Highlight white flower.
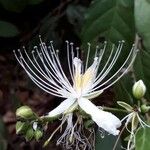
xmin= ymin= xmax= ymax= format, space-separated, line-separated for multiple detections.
xmin=14 ymin=38 xmax=137 ymax=136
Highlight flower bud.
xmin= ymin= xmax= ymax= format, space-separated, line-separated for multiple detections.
xmin=141 ymin=104 xmax=150 ymax=113
xmin=132 ymin=80 xmax=146 ymax=99
xmin=16 ymin=106 xmax=35 ymax=119
xmin=16 ymin=121 xmax=29 ymax=134
xmin=25 ymin=127 xmax=34 ymax=141
xmin=34 ymin=129 xmax=43 ymax=141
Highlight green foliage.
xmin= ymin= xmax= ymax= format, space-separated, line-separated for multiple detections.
xmin=81 ymin=0 xmax=135 ymax=103
xmin=81 ymin=0 xmax=135 ymax=47
xmin=0 ymin=0 xmax=44 ymax=12
xmin=135 ymin=127 xmax=150 ymax=150
xmin=134 ymin=51 xmax=150 ymax=98
xmin=0 ymin=21 xmax=19 ymax=37
xmin=95 ymin=131 xmax=121 ymax=150
xmin=135 ymin=0 xmax=150 ymax=50
xmin=134 ymin=0 xmax=150 ymax=98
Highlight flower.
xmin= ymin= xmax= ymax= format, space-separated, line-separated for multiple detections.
xmin=132 ymin=80 xmax=146 ymax=99
xmin=14 ymin=38 xmax=137 ymax=139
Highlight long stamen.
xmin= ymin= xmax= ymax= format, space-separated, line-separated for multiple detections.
xmin=85 ymin=43 xmax=91 ymax=71
xmin=94 ymin=41 xmax=124 ymax=84
xmin=90 ymin=43 xmax=137 ymax=92
xmin=66 ymin=41 xmax=74 ymax=82
xmin=14 ymin=49 xmax=67 ymax=97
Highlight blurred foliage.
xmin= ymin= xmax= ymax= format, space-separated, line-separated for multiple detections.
xmin=135 ymin=127 xmax=150 ymax=150
xmin=95 ymin=131 xmax=121 ymax=150
xmin=0 ymin=0 xmax=44 ymax=12
xmin=0 ymin=21 xmax=19 ymax=37
xmin=134 ymin=0 xmax=150 ymax=98
xmin=0 ymin=0 xmax=150 ymax=149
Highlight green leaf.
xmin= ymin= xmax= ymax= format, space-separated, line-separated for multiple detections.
xmin=134 ymin=0 xmax=150 ymax=98
xmin=134 ymin=50 xmax=150 ymax=98
xmin=0 ymin=0 xmax=27 ymax=12
xmin=81 ymin=0 xmax=135 ymax=47
xmin=135 ymin=127 xmax=150 ymax=150
xmin=114 ymin=75 xmax=134 ymax=105
xmin=135 ymin=0 xmax=150 ymax=50
xmin=81 ymin=0 xmax=135 ymax=105
xmin=95 ymin=131 xmax=121 ymax=150
xmin=0 ymin=21 xmax=19 ymax=37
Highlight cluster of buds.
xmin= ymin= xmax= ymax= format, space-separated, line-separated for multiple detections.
xmin=16 ymin=106 xmax=43 ymax=141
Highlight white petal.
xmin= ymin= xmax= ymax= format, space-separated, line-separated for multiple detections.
xmin=48 ymin=98 xmax=76 ymax=117
xmin=78 ymin=98 xmax=121 ymax=135
xmin=82 ymin=90 xmax=103 ymax=99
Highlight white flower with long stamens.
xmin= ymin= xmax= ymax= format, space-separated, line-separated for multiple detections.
xmin=14 ymin=37 xmax=137 ymax=138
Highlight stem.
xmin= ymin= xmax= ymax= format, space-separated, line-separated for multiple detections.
xmin=113 ymin=125 xmax=126 ymax=150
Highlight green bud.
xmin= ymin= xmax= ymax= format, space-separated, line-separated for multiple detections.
xmin=25 ymin=127 xmax=34 ymax=141
xmin=16 ymin=106 xmax=35 ymax=119
xmin=34 ymin=129 xmax=43 ymax=141
xmin=141 ymin=104 xmax=150 ymax=113
xmin=132 ymin=80 xmax=146 ymax=99
xmin=16 ymin=121 xmax=29 ymax=134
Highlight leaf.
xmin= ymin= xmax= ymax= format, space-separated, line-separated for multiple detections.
xmin=0 ymin=21 xmax=19 ymax=37
xmin=114 ymin=75 xmax=134 ymax=105
xmin=134 ymin=50 xmax=150 ymax=98
xmin=81 ymin=0 xmax=135 ymax=48
xmin=134 ymin=0 xmax=150 ymax=98
xmin=135 ymin=127 xmax=150 ymax=150
xmin=0 ymin=0 xmax=27 ymax=12
xmin=81 ymin=0 xmax=135 ymax=106
xmin=135 ymin=0 xmax=150 ymax=50
xmin=95 ymin=131 xmax=121 ymax=150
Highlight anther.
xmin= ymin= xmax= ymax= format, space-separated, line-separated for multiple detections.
xmin=70 ymin=42 xmax=74 ymax=45
xmin=34 ymin=46 xmax=38 ymax=49
xmin=87 ymin=42 xmax=91 ymax=46
xmin=104 ymin=41 xmax=107 ymax=44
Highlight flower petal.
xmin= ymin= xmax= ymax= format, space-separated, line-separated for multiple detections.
xmin=48 ymin=98 xmax=76 ymax=117
xmin=78 ymin=98 xmax=121 ymax=135
xmin=82 ymin=90 xmax=103 ymax=99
